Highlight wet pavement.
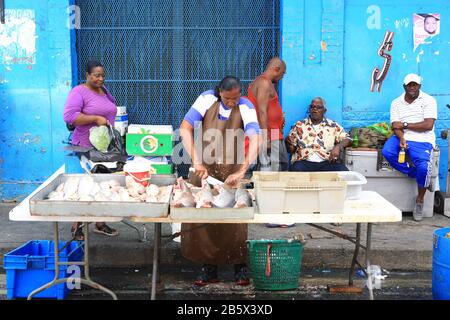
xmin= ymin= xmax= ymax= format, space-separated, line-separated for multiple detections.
xmin=0 ymin=267 xmax=431 ymax=300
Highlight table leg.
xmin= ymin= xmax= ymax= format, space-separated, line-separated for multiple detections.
xmin=366 ymin=223 xmax=374 ymax=300
xmin=143 ymin=223 xmax=148 ymax=242
xmin=151 ymin=223 xmax=162 ymax=300
xmin=308 ymin=223 xmax=365 ymax=250
xmin=28 ymin=222 xmax=117 ymax=300
xmin=157 ymin=226 xmax=162 ymax=274
xmin=349 ymin=223 xmax=361 ymax=286
xmin=83 ymin=222 xmax=118 ymax=300
xmin=27 ymin=222 xmax=61 ymax=300
xmin=121 ymin=220 xmax=144 ymax=242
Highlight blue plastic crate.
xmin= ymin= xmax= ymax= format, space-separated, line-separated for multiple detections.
xmin=3 ymin=240 xmax=84 ymax=300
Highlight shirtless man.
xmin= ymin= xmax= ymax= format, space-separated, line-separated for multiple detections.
xmin=248 ymin=58 xmax=293 ymax=228
xmin=247 ymin=57 xmax=288 ymax=172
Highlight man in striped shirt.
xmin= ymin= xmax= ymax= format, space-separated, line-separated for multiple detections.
xmin=382 ymin=73 xmax=437 ymax=221
xmin=179 ymin=76 xmax=261 ymax=286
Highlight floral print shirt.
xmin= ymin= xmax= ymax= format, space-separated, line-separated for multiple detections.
xmin=286 ymin=117 xmax=351 ymax=163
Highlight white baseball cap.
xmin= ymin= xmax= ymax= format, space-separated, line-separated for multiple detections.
xmin=403 ymin=73 xmax=422 ymax=85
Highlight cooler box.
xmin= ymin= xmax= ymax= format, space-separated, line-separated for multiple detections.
xmin=126 ymin=125 xmax=173 ymax=156
xmin=3 ymin=240 xmax=84 ymax=300
xmin=345 ymin=148 xmax=439 ymax=217
xmin=252 ymin=172 xmax=347 ymax=214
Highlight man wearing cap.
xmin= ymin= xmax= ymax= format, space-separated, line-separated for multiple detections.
xmin=382 ymin=73 xmax=437 ymax=221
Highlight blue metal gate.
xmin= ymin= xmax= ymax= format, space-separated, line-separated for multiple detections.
xmin=75 ymin=0 xmax=280 ymax=126
xmin=75 ymin=0 xmax=280 ymax=175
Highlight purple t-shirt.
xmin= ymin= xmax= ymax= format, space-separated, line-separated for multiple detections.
xmin=63 ymin=85 xmax=117 ymax=147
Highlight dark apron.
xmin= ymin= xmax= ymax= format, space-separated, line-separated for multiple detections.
xmin=181 ymin=101 xmax=248 ymax=265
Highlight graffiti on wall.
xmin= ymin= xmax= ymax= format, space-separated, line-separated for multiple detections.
xmin=0 ymin=9 xmax=37 ymax=65
xmin=67 ymin=5 xmax=81 ymax=30
xmin=370 ymin=30 xmax=394 ymax=92
xmin=366 ymin=5 xmax=381 ymax=30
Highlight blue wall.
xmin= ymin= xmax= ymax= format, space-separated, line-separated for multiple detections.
xmin=282 ymin=0 xmax=450 ymax=191
xmin=0 ymin=0 xmax=73 ymax=201
xmin=1 ymin=0 xmax=450 ymax=201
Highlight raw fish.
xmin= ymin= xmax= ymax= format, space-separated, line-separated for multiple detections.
xmin=172 ymin=178 xmax=196 ymax=208
xmin=234 ymin=188 xmax=252 ymax=208
xmin=196 ymin=180 xmax=214 ymax=208
xmin=212 ymin=185 xmax=236 ymax=208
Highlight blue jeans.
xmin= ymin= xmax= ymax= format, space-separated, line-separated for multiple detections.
xmin=382 ymin=136 xmax=433 ymax=188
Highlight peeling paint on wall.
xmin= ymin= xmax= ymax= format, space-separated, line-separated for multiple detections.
xmin=0 ymin=73 xmax=8 ymax=84
xmin=0 ymin=9 xmax=37 ymax=65
xmin=18 ymin=133 xmax=41 ymax=146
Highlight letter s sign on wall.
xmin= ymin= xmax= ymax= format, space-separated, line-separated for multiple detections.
xmin=370 ymin=30 xmax=395 ymax=92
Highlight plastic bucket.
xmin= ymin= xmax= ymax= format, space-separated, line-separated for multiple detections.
xmin=124 ymin=162 xmax=152 ymax=187
xmin=432 ymin=227 xmax=450 ymax=300
xmin=247 ymin=239 xmax=304 ymax=291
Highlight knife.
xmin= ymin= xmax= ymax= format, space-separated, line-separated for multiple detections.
xmin=206 ymin=176 xmax=237 ymax=192
xmin=206 ymin=176 xmax=224 ymax=186
xmin=187 ymin=168 xmax=202 ymax=187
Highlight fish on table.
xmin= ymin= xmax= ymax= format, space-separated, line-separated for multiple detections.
xmin=212 ymin=185 xmax=236 ymax=208
xmin=196 ymin=180 xmax=214 ymax=208
xmin=172 ymin=177 xmax=196 ymax=208
xmin=234 ymin=188 xmax=252 ymax=208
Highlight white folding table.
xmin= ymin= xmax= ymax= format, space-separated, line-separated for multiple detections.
xmin=9 ymin=166 xmax=122 ymax=300
xmin=9 ymin=166 xmax=402 ymax=301
xmin=131 ymin=191 xmax=402 ymax=300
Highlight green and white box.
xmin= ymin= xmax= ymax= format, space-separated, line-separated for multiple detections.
xmin=151 ymin=163 xmax=173 ymax=175
xmin=126 ymin=125 xmax=173 ymax=156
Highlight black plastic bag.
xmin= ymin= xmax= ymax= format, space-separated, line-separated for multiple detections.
xmin=90 ymin=164 xmax=114 ymax=173
xmin=90 ymin=161 xmax=125 ymax=173
xmin=84 ymin=125 xmax=128 ymax=162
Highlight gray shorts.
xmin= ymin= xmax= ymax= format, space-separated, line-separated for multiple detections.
xmin=257 ymin=139 xmax=289 ymax=172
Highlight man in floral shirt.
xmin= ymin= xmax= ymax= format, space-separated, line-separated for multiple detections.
xmin=285 ymin=97 xmax=352 ymax=171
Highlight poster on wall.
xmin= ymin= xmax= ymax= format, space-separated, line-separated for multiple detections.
xmin=413 ymin=13 xmax=440 ymax=51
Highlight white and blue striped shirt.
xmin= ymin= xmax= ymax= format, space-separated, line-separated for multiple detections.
xmin=390 ymin=90 xmax=437 ymax=145
xmin=184 ymin=90 xmax=260 ymax=135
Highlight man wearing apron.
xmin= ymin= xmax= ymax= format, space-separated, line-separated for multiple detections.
xmin=180 ymin=76 xmax=261 ymax=286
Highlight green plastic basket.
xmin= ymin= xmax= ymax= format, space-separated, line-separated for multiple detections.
xmin=247 ymin=239 xmax=304 ymax=291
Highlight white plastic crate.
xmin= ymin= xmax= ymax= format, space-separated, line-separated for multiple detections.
xmin=252 ymin=172 xmax=347 ymax=214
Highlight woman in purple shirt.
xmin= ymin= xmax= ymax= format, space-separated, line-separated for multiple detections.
xmin=63 ymin=61 xmax=119 ymax=240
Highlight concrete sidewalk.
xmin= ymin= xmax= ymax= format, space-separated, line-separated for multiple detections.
xmin=1 ymin=203 xmax=449 ymax=271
